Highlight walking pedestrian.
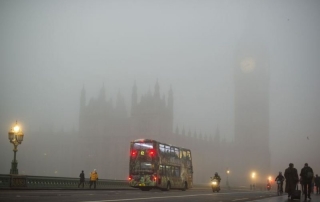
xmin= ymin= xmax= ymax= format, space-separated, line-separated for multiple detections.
xmin=300 ymin=163 xmax=314 ymax=200
xmin=78 ymin=170 xmax=85 ymax=188
xmin=315 ymin=174 xmax=320 ymax=194
xmin=284 ymin=163 xmax=299 ymax=200
xmin=300 ymin=176 xmax=304 ymax=193
xmin=89 ymin=169 xmax=99 ymax=189
xmin=311 ymin=175 xmax=315 ymax=193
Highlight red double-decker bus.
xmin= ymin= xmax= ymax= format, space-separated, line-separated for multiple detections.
xmin=128 ymin=139 xmax=193 ymax=191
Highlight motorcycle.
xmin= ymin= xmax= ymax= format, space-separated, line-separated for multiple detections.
xmin=210 ymin=177 xmax=220 ymax=192
xmin=266 ymin=183 xmax=271 ymax=191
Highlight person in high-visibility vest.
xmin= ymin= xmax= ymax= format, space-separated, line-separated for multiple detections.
xmin=89 ymin=169 xmax=99 ymax=189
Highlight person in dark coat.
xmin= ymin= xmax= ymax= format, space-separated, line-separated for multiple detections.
xmin=78 ymin=170 xmax=85 ymax=188
xmin=315 ymin=174 xmax=320 ymax=194
xmin=284 ymin=163 xmax=299 ymax=199
xmin=299 ymin=176 xmax=304 ymax=193
xmin=300 ymin=163 xmax=314 ymax=200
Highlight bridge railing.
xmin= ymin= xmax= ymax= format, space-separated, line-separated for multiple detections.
xmin=0 ymin=174 xmax=130 ymax=189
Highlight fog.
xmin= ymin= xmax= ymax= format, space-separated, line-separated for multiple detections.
xmin=1 ymin=1 xmax=319 ymax=185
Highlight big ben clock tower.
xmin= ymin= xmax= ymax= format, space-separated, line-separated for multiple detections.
xmin=233 ymin=32 xmax=271 ymax=185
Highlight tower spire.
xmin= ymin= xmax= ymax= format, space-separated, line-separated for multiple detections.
xmin=154 ymin=80 xmax=160 ymax=99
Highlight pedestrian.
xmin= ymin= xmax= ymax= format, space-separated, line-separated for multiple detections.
xmin=315 ymin=174 xmax=320 ymax=194
xmin=284 ymin=163 xmax=299 ymax=200
xmin=300 ymin=176 xmax=304 ymax=193
xmin=300 ymin=163 xmax=314 ymax=200
xmin=78 ymin=170 xmax=85 ymax=188
xmin=311 ymin=175 xmax=315 ymax=193
xmin=89 ymin=169 xmax=99 ymax=189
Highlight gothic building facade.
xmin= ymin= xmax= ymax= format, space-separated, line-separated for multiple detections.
xmin=77 ymin=73 xmax=270 ymax=185
xmin=76 ymin=81 xmax=228 ymax=184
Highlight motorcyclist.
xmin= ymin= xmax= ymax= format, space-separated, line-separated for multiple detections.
xmin=275 ymin=171 xmax=285 ymax=193
xmin=267 ymin=181 xmax=271 ymax=190
xmin=212 ymin=172 xmax=221 ymax=183
xmin=210 ymin=172 xmax=221 ymax=192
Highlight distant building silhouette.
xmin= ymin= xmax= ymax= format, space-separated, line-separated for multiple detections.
xmin=76 ymin=75 xmax=270 ymax=185
xmin=76 ymin=81 xmax=176 ymax=180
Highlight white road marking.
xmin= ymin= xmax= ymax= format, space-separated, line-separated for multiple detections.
xmin=232 ymin=198 xmax=248 ymax=201
xmin=82 ymin=193 xmax=213 ymax=202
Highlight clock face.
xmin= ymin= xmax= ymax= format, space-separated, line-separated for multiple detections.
xmin=240 ymin=57 xmax=255 ymax=73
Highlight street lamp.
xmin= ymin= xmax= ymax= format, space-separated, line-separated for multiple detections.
xmin=226 ymin=169 xmax=230 ymax=189
xmin=8 ymin=121 xmax=24 ymax=174
xmin=251 ymin=172 xmax=256 ymax=190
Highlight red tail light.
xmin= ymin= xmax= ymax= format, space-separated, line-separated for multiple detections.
xmin=150 ymin=175 xmax=157 ymax=181
xmin=128 ymin=176 xmax=132 ymax=180
xmin=131 ymin=150 xmax=137 ymax=157
xmin=149 ymin=149 xmax=156 ymax=157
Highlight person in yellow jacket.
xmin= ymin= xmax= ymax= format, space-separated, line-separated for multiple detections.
xmin=89 ymin=169 xmax=99 ymax=189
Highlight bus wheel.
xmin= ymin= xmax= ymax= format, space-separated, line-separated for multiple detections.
xmin=182 ymin=182 xmax=187 ymax=191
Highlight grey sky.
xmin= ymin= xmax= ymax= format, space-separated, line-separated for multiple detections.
xmin=1 ymin=0 xmax=320 ymax=174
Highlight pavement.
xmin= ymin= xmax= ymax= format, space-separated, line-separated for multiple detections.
xmin=251 ymin=193 xmax=320 ymax=202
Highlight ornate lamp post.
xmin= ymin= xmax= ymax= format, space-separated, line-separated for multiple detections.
xmin=8 ymin=121 xmax=24 ymax=174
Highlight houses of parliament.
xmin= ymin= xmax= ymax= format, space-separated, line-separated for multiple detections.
xmin=75 ymin=27 xmax=271 ymax=185
xmin=76 ymin=81 xmax=228 ymax=183
xmin=76 ymin=69 xmax=270 ymax=185
xmin=29 ymin=40 xmax=271 ymax=185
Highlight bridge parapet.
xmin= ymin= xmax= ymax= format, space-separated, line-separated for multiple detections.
xmin=0 ymin=174 xmax=130 ymax=189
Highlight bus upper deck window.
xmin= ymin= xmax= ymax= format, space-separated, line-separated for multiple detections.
xmin=187 ymin=151 xmax=191 ymax=160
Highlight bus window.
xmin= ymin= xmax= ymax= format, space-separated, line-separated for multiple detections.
xmin=182 ymin=150 xmax=187 ymax=159
xmin=159 ymin=144 xmax=165 ymax=154
xmin=166 ymin=166 xmax=171 ymax=176
xmin=175 ymin=167 xmax=180 ymax=177
xmin=133 ymin=142 xmax=153 ymax=150
xmin=165 ymin=145 xmax=170 ymax=155
xmin=174 ymin=148 xmax=179 ymax=158
xmin=159 ymin=165 xmax=164 ymax=175
xmin=171 ymin=166 xmax=175 ymax=176
xmin=187 ymin=151 xmax=191 ymax=160
xmin=170 ymin=147 xmax=175 ymax=156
